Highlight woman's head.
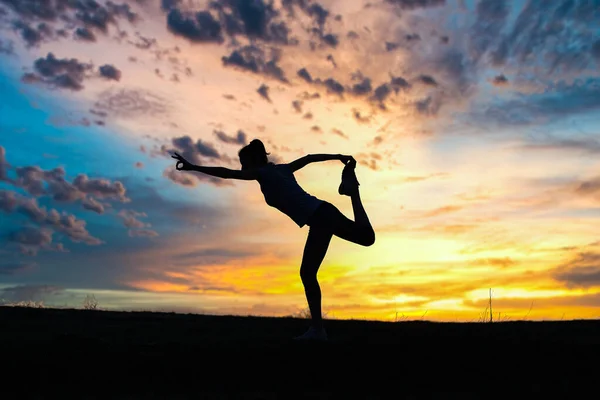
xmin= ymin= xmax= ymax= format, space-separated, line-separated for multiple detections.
xmin=238 ymin=139 xmax=269 ymax=170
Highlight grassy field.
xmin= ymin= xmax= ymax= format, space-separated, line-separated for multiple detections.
xmin=2 ymin=306 xmax=599 ymax=399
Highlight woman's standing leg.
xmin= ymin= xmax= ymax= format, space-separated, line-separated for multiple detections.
xmin=299 ymin=224 xmax=333 ymax=331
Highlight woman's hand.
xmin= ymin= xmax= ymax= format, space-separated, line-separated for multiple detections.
xmin=171 ymin=152 xmax=194 ymax=171
xmin=339 ymin=154 xmax=355 ymax=165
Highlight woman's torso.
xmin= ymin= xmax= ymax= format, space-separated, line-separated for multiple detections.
xmin=257 ymin=163 xmax=323 ymax=227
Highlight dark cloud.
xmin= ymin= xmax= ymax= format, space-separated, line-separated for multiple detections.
xmin=352 ymin=109 xmax=371 ymax=124
xmin=281 ymin=0 xmax=338 ymax=47
xmin=518 ymin=137 xmax=600 ymax=156
xmin=492 ymin=74 xmax=508 ymax=86
xmin=322 ymin=77 xmax=344 ymax=96
xmin=0 ymin=0 xmax=138 ymax=48
xmin=170 ymin=135 xmax=221 ymax=163
xmin=0 ymin=190 xmax=103 ymax=250
xmin=415 ymin=96 xmax=442 ymax=116
xmin=0 ymin=146 xmax=11 ymax=182
xmin=371 ymin=83 xmax=391 ymax=103
xmin=592 ymin=39 xmax=600 ymax=60
xmin=0 ymin=261 xmax=35 ymax=275
xmin=297 ymin=67 xmax=313 ymax=83
xmin=351 ymin=78 xmax=372 ymax=96
xmin=74 ymin=26 xmax=96 ymax=41
xmin=212 ymin=0 xmax=295 ymax=45
xmin=479 ymin=78 xmax=600 ymax=126
xmin=0 ymin=38 xmax=13 ymax=54
xmin=331 ymin=128 xmax=347 ymax=139
xmin=166 ymin=8 xmax=224 ymax=43
xmin=575 ymin=177 xmax=600 ymax=197
xmin=161 ymin=0 xmax=181 ymax=12
xmin=11 ymin=164 xmax=129 ymax=206
xmin=222 ymin=45 xmax=288 ymax=82
xmin=129 ymin=229 xmax=159 ymax=237
xmin=0 ymin=147 xmax=146 ymax=254
xmin=22 ymin=52 xmax=93 ymax=91
xmin=94 ymin=88 xmax=170 ymax=118
xmin=384 ymin=0 xmax=446 ymax=10
xmin=129 ymin=33 xmax=157 ymax=49
xmin=469 ymin=0 xmax=509 ymax=62
xmin=99 ymin=64 xmax=122 ymax=81
xmin=9 ymin=226 xmax=56 ymax=255
xmin=13 ymin=20 xmax=54 ymax=47
xmin=390 ymin=76 xmax=411 ymax=91
xmin=554 ymin=252 xmax=600 ymax=288
xmin=416 ymin=75 xmax=438 ymax=87
xmin=214 ymin=129 xmax=247 ymax=145
xmin=0 ymin=284 xmax=64 ymax=302
xmin=162 ymin=165 xmax=233 ymax=188
xmin=321 ymin=33 xmax=338 ymax=47
xmin=118 ymin=209 xmax=159 ymax=238
xmin=487 ymin=1 xmax=599 ymax=74
xmin=292 ymin=100 xmax=303 ymax=113
xmin=257 ymin=83 xmax=271 ymax=102
xmin=386 ymin=42 xmax=400 ymax=52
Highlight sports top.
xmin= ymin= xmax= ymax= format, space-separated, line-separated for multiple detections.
xmin=256 ymin=163 xmax=323 ymax=227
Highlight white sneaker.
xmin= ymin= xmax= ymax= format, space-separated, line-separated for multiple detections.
xmin=293 ymin=326 xmax=328 ymax=341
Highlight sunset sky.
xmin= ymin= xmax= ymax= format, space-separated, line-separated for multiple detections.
xmin=1 ymin=0 xmax=599 ymax=321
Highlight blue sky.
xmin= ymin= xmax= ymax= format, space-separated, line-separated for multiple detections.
xmin=1 ymin=0 xmax=600 ymax=320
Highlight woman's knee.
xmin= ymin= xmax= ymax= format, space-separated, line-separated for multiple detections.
xmin=300 ymin=267 xmax=317 ymax=283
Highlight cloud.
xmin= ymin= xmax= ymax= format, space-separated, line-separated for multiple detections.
xmin=479 ymin=78 xmax=600 ymax=126
xmin=257 ymin=83 xmax=271 ymax=102
xmin=384 ymin=0 xmax=446 ymax=10
xmin=0 ymin=190 xmax=103 ymax=251
xmin=553 ymin=252 xmax=600 ymax=288
xmin=9 ymin=226 xmax=57 ymax=256
xmin=0 ymin=146 xmax=11 ymax=182
xmin=94 ymin=87 xmax=170 ymax=119
xmin=99 ymin=64 xmax=122 ymax=81
xmin=0 ymin=0 xmax=138 ymax=49
xmin=11 ymin=164 xmax=129 ymax=208
xmin=593 ymin=39 xmax=600 ymax=60
xmin=161 ymin=136 xmax=234 ymax=188
xmin=166 ymin=8 xmax=224 ymax=43
xmin=0 ymin=147 xmax=150 ymax=255
xmin=574 ymin=176 xmax=600 ymax=197
xmin=0 ymin=38 xmax=13 ymax=54
xmin=491 ymin=74 xmax=508 ymax=86
xmin=118 ymin=209 xmax=159 ymax=238
xmin=222 ymin=45 xmax=288 ymax=82
xmin=214 ymin=129 xmax=247 ymax=145
xmin=74 ymin=26 xmax=96 ymax=42
xmin=483 ymin=1 xmax=599 ymax=75
xmin=0 ymin=261 xmax=35 ymax=275
xmin=517 ymin=137 xmax=600 ymax=155
xmin=12 ymin=20 xmax=55 ymax=47
xmin=21 ymin=52 xmax=93 ymax=91
xmin=170 ymin=135 xmax=221 ymax=162
xmin=0 ymin=284 xmax=63 ymax=302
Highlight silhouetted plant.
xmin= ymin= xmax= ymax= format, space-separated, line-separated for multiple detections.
xmin=292 ymin=306 xmax=329 ymax=319
xmin=2 ymin=300 xmax=45 ymax=308
xmin=83 ymin=294 xmax=98 ymax=310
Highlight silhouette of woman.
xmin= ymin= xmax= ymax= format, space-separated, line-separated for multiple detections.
xmin=172 ymin=139 xmax=375 ymax=341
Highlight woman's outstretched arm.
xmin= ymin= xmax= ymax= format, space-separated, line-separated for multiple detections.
xmin=288 ymin=154 xmax=354 ymax=172
xmin=171 ymin=152 xmax=257 ymax=180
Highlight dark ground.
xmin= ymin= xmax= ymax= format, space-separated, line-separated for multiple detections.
xmin=2 ymin=306 xmax=599 ymax=399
